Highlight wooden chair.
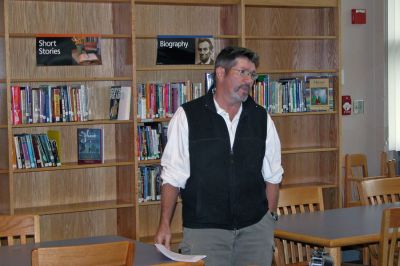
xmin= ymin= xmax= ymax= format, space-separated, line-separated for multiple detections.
xmin=359 ymin=177 xmax=400 ymax=266
xmin=344 ymin=154 xmax=369 ymax=207
xmin=0 ymin=215 xmax=40 ymax=246
xmin=380 ymin=151 xmax=397 ymax=178
xmin=378 ymin=207 xmax=400 ymax=266
xmin=360 ymin=176 xmax=400 ymax=205
xmin=274 ymin=186 xmax=325 ymax=266
xmin=31 ymin=241 xmax=134 ymax=266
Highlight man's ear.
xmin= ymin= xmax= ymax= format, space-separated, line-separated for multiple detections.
xmin=215 ymin=67 xmax=225 ymax=81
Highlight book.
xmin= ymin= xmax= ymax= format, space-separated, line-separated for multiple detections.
xmin=308 ymin=78 xmax=330 ymax=112
xmin=13 ymin=136 xmax=22 ymax=169
xmin=117 ymin=86 xmax=131 ymax=120
xmin=205 ymin=73 xmax=214 ymax=91
xmin=47 ymin=130 xmax=62 ymax=164
xmin=109 ymin=86 xmax=121 ymax=120
xmin=11 ymin=86 xmax=22 ymax=125
xmin=78 ymin=53 xmax=100 ymax=64
xmin=77 ymin=128 xmax=103 ymax=164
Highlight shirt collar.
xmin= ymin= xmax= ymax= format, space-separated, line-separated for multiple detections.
xmin=213 ymin=96 xmax=243 ymax=121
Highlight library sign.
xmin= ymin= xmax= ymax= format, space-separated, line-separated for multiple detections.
xmin=156 ymin=35 xmax=214 ymax=65
xmin=36 ymin=34 xmax=102 ymax=66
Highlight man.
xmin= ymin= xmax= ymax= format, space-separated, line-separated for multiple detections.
xmin=197 ymin=38 xmax=214 ymax=65
xmin=155 ymin=46 xmax=283 ymax=266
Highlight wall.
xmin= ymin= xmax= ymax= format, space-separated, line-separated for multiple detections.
xmin=341 ymin=0 xmax=386 ymax=175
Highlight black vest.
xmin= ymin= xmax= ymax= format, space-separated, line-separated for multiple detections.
xmin=181 ymin=90 xmax=268 ymax=230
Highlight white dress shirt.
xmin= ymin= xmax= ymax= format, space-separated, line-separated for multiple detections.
xmin=161 ymin=99 xmax=284 ymax=189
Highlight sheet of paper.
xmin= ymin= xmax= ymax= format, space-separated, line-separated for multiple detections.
xmin=155 ymin=244 xmax=206 ymax=262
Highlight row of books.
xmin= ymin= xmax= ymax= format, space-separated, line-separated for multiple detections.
xmin=252 ymin=76 xmax=335 ymax=114
xmin=11 ymin=85 xmax=90 ymax=125
xmin=137 ymin=123 xmax=168 ymax=161
xmin=137 ymin=81 xmax=203 ymax=120
xmin=13 ymin=132 xmax=61 ymax=169
xmin=138 ymin=165 xmax=162 ymax=203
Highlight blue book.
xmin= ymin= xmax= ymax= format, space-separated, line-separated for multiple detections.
xmin=77 ymin=128 xmax=103 ymax=164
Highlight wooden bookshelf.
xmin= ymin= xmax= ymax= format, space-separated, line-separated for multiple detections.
xmin=134 ymin=0 xmax=341 ymax=242
xmin=0 ymin=0 xmax=137 ymax=241
xmin=0 ymin=0 xmax=341 ymax=242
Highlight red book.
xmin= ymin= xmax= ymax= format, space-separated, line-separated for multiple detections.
xmin=11 ymin=86 xmax=22 ymax=125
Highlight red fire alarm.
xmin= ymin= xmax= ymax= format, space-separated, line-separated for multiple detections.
xmin=352 ymin=9 xmax=366 ymax=24
xmin=342 ymin=95 xmax=352 ymax=115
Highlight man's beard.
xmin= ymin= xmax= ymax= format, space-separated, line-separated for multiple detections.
xmin=235 ymin=84 xmax=250 ymax=102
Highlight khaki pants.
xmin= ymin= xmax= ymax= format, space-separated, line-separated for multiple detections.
xmin=179 ymin=211 xmax=276 ymax=266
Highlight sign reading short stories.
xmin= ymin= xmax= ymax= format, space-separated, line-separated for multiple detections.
xmin=36 ymin=35 xmax=102 ymax=66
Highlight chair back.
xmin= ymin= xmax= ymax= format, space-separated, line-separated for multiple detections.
xmin=380 ymin=151 xmax=398 ymax=178
xmin=31 ymin=241 xmax=134 ymax=266
xmin=277 ymin=186 xmax=325 ymax=215
xmin=378 ymin=207 xmax=400 ymax=266
xmin=0 ymin=215 xmax=40 ymax=246
xmin=274 ymin=186 xmax=324 ymax=265
xmin=360 ymin=177 xmax=400 ymax=205
xmin=345 ymin=153 xmax=369 ymax=207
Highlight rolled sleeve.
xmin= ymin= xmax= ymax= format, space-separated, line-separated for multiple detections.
xmin=262 ymin=114 xmax=284 ymax=184
xmin=160 ymin=107 xmax=190 ymax=188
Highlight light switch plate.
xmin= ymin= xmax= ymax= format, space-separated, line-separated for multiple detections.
xmin=353 ymin=100 xmax=364 ymax=114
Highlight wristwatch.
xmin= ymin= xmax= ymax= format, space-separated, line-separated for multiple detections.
xmin=270 ymin=211 xmax=279 ymax=221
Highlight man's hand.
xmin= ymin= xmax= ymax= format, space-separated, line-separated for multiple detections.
xmin=154 ymin=222 xmax=172 ymax=249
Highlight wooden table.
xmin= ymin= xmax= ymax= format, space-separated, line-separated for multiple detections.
xmin=275 ymin=202 xmax=400 ymax=265
xmin=0 ymin=235 xmax=202 ymax=266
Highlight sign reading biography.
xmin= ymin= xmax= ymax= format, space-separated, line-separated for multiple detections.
xmin=156 ymin=35 xmax=214 ymax=65
xmin=36 ymin=34 xmax=102 ymax=66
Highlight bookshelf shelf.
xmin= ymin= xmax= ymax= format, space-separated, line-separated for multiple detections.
xmin=138 ymin=159 xmax=161 ymax=166
xmin=12 ymin=120 xmax=134 ymax=129
xmin=13 ymin=0 xmax=131 ymax=3
xmin=245 ymin=35 xmax=337 ymax=40
xmin=281 ymin=182 xmax=337 ymax=189
xmin=137 ymin=66 xmax=213 ymax=72
xmin=0 ymin=169 xmax=9 ymax=174
xmin=137 ymin=118 xmax=171 ymax=123
xmin=12 ymin=160 xmax=135 ymax=173
xmin=10 ymin=77 xmax=133 ymax=83
xmin=136 ymin=34 xmax=240 ymax=39
xmin=135 ymin=0 xmax=239 ymax=5
xmin=282 ymin=147 xmax=338 ymax=155
xmin=139 ymin=198 xmax=181 ymax=206
xmin=9 ymin=33 xmax=132 ymax=39
xmin=244 ymin=0 xmax=337 ymax=7
xmin=271 ymin=111 xmax=337 ymax=117
xmin=14 ymin=200 xmax=134 ymax=216
xmin=140 ymin=232 xmax=183 ymax=245
xmin=257 ymin=69 xmax=338 ymax=74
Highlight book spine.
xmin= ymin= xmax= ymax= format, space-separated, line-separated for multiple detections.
xmin=19 ymin=135 xmax=31 ymax=169
xmin=25 ymin=134 xmax=37 ymax=168
xmin=13 ymin=136 xmax=23 ymax=169
xmin=11 ymin=86 xmax=22 ymax=125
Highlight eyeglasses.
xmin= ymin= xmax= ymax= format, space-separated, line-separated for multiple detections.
xmin=230 ymin=68 xmax=258 ymax=81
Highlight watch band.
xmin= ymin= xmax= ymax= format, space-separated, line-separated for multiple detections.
xmin=270 ymin=211 xmax=279 ymax=221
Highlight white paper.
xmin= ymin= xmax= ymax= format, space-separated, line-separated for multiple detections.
xmin=155 ymin=244 xmax=206 ymax=262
